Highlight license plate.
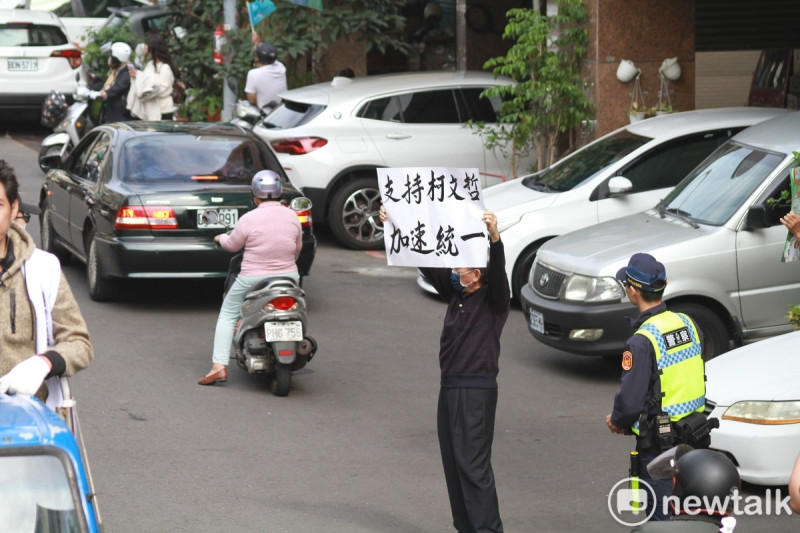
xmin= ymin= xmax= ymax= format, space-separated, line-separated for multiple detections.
xmin=197 ymin=208 xmax=237 ymax=228
xmin=8 ymin=58 xmax=37 ymax=71
xmin=529 ymin=309 xmax=544 ymax=334
xmin=264 ymin=321 xmax=303 ymax=342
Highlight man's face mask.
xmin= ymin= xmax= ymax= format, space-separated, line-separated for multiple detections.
xmin=450 ymin=269 xmax=475 ymax=292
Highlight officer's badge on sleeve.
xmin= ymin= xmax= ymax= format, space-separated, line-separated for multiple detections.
xmin=621 ymin=351 xmax=633 ymax=371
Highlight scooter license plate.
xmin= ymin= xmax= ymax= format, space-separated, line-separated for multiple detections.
xmin=264 ymin=321 xmax=303 ymax=342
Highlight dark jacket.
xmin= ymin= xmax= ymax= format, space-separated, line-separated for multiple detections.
xmin=102 ymin=66 xmax=132 ymax=123
xmin=419 ymin=240 xmax=510 ymax=388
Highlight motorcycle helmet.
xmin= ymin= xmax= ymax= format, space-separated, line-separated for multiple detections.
xmin=672 ymin=449 xmax=740 ymax=510
xmin=424 ymin=2 xmax=443 ymax=21
xmin=110 ymin=42 xmax=132 ymax=64
xmin=251 ymin=170 xmax=283 ymax=200
xmin=41 ymin=90 xmax=68 ymax=128
xmin=254 ymin=42 xmax=277 ymax=65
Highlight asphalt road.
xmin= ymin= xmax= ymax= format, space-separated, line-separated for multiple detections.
xmin=0 ymin=119 xmax=796 ymax=532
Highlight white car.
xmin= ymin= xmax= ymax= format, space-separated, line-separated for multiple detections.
xmin=0 ymin=9 xmax=84 ymax=114
xmin=706 ymin=330 xmax=800 ymax=485
xmin=252 ymin=71 xmax=537 ymax=250
xmin=419 ymin=107 xmax=791 ymax=300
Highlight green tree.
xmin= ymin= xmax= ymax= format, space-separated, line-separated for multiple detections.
xmin=164 ymin=0 xmax=408 ymax=118
xmin=475 ymin=1 xmax=593 ymax=175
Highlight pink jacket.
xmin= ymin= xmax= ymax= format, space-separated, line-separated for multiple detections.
xmin=218 ymin=202 xmax=302 ymax=277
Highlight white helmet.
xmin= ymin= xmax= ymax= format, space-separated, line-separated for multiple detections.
xmin=110 ymin=42 xmax=131 ymax=63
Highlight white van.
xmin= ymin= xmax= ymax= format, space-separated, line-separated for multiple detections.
xmin=521 ymin=111 xmax=800 ymax=359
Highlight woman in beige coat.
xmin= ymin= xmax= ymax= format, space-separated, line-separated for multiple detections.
xmin=128 ymin=33 xmax=178 ymax=121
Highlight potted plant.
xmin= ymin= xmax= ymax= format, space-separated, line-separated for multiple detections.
xmin=628 ymin=101 xmax=646 ymax=123
xmin=175 ymin=102 xmax=190 ymax=121
xmin=787 ymin=303 xmax=800 ymax=329
xmin=647 ymin=103 xmax=673 ymax=117
xmin=204 ymin=93 xmax=223 ymax=122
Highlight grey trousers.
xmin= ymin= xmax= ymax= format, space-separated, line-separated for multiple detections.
xmin=437 ymin=387 xmax=503 ymax=533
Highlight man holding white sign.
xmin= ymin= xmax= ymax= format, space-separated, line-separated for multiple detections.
xmin=379 ymin=167 xmax=510 ymax=532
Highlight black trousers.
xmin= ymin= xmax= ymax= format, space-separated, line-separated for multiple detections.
xmin=437 ymin=387 xmax=503 ymax=533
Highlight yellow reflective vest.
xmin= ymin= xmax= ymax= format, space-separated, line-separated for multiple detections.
xmin=631 ymin=311 xmax=705 ymax=435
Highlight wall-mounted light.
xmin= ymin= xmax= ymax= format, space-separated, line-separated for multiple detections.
xmin=616 ymin=59 xmax=641 ymax=83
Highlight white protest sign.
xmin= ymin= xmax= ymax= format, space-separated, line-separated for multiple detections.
xmin=377 ymin=167 xmax=487 ymax=268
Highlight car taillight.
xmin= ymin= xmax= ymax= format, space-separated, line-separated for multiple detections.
xmin=295 ymin=208 xmax=312 ymax=228
xmin=269 ymin=137 xmax=328 ymax=155
xmin=114 ymin=206 xmax=178 ymax=230
xmin=51 ymin=49 xmax=82 ymax=69
xmin=266 ymin=297 xmax=298 ymax=311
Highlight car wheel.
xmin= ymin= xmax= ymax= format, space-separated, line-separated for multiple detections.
xmin=40 ymin=206 xmax=71 ymax=264
xmin=512 ymin=243 xmax=541 ymax=303
xmin=329 ymin=177 xmax=384 ymax=250
xmin=86 ymin=230 xmax=119 ymax=302
xmin=270 ymin=364 xmax=292 ymax=397
xmin=669 ymin=302 xmax=730 ymax=361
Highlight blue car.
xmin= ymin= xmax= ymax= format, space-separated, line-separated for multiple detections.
xmin=0 ymin=393 xmax=101 ymax=532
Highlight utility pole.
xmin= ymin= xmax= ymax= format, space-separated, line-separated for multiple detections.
xmin=456 ymin=0 xmax=466 ymax=71
xmin=222 ymin=0 xmax=237 ymax=121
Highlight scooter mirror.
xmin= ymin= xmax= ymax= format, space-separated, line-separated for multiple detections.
xmin=290 ymin=197 xmax=312 ymax=212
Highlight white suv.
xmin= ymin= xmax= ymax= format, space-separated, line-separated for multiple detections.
xmin=252 ymin=71 xmax=536 ymax=249
xmin=0 ymin=9 xmax=84 ymax=114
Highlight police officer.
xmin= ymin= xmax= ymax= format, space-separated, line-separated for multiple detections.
xmin=605 ymin=253 xmax=706 ymax=522
xmin=631 ymin=446 xmax=740 ymax=532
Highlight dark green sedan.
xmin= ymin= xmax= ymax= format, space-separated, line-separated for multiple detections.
xmin=39 ymin=121 xmax=315 ymax=301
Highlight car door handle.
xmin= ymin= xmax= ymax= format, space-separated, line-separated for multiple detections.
xmin=84 ymin=194 xmax=94 ymax=207
xmin=385 ymin=133 xmax=411 ymax=140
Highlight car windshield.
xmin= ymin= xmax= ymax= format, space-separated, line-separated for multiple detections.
xmin=261 ymin=99 xmax=325 ymax=129
xmin=521 ymin=130 xmax=650 ymax=192
xmin=658 ymin=143 xmax=785 ymax=225
xmin=0 ymin=454 xmax=82 ymax=532
xmin=120 ymin=135 xmax=272 ymax=184
xmin=0 ymin=24 xmax=68 ymax=46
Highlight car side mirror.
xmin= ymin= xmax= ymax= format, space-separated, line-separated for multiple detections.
xmin=745 ymin=204 xmax=770 ymax=230
xmin=608 ymin=176 xmax=633 ymax=196
xmin=39 ymin=153 xmax=62 ymax=171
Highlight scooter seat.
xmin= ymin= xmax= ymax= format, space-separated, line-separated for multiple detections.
xmin=247 ymin=276 xmax=298 ymax=294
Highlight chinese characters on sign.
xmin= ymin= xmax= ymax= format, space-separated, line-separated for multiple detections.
xmin=377 ymin=167 xmax=487 ymax=268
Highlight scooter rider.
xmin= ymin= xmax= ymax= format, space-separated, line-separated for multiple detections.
xmin=89 ymin=42 xmax=133 ymax=123
xmin=631 ymin=445 xmax=741 ymax=532
xmin=244 ymin=40 xmax=287 ymax=113
xmin=199 ymin=170 xmax=302 ymax=386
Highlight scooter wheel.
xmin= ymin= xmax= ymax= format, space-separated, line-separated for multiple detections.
xmin=270 ymin=365 xmax=292 ymax=397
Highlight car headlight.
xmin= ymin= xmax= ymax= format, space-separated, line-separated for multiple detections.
xmin=563 ymin=274 xmax=625 ymax=302
xmin=722 ymin=401 xmax=800 ymax=425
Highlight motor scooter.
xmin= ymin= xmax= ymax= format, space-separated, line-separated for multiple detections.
xmin=39 ymin=85 xmax=94 ymax=172
xmin=202 ymin=197 xmax=318 ymax=397
xmin=227 ymin=76 xmax=279 ymax=131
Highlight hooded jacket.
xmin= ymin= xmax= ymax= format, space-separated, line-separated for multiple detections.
xmin=0 ymin=223 xmax=93 ymax=400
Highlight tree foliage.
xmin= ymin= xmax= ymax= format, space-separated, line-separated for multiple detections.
xmin=475 ymin=1 xmax=593 ymax=174
xmin=164 ymin=0 xmax=408 ymax=117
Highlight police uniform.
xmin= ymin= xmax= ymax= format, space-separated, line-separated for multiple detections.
xmin=609 ymin=254 xmax=706 ymax=522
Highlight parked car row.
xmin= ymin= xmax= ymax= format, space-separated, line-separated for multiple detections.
xmin=521 ymin=110 xmax=800 ymax=360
